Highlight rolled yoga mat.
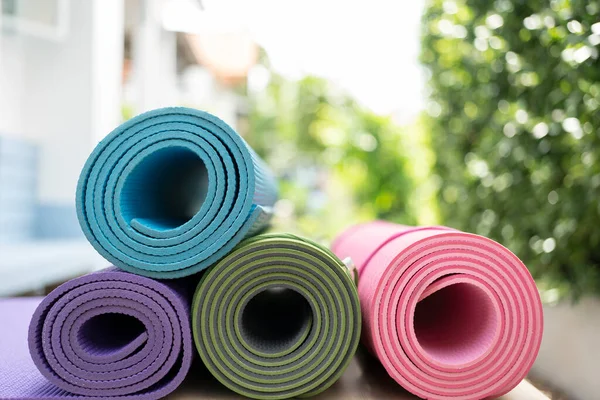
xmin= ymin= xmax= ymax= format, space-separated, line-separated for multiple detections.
xmin=331 ymin=221 xmax=543 ymax=400
xmin=192 ymin=233 xmax=361 ymax=399
xmin=0 ymin=268 xmax=193 ymax=399
xmin=76 ymin=107 xmax=278 ymax=279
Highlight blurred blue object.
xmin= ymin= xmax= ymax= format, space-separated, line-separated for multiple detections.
xmin=0 ymin=135 xmax=38 ymax=243
xmin=35 ymin=204 xmax=82 ymax=239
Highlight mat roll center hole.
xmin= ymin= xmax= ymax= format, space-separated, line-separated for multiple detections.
xmin=120 ymin=146 xmax=209 ymax=232
xmin=240 ymin=286 xmax=312 ymax=354
xmin=78 ymin=313 xmax=146 ymax=353
xmin=413 ymin=282 xmax=498 ymax=365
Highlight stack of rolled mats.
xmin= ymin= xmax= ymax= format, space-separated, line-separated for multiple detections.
xmin=0 ymin=107 xmax=543 ymax=400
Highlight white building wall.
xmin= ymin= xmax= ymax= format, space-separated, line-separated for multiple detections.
xmin=130 ymin=0 xmax=177 ymax=113
xmin=0 ymin=0 xmax=124 ymax=236
xmin=532 ymin=298 xmax=600 ymax=400
xmin=0 ymin=32 xmax=26 ymax=137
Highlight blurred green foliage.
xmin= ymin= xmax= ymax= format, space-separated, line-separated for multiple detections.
xmin=421 ymin=0 xmax=600 ymax=298
xmin=246 ymin=71 xmax=438 ymax=243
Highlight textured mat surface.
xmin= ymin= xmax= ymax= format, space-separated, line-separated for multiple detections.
xmin=332 ymin=221 xmax=543 ymax=400
xmin=0 ymin=269 xmax=193 ymax=399
xmin=192 ymin=233 xmax=361 ymax=399
xmin=76 ymin=107 xmax=277 ymax=278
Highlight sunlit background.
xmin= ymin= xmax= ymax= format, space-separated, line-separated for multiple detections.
xmin=1 ymin=0 xmax=599 ymax=398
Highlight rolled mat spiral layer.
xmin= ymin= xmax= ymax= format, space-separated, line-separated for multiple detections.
xmin=192 ymin=233 xmax=361 ymax=399
xmin=332 ymin=221 xmax=543 ymax=400
xmin=0 ymin=269 xmax=193 ymax=399
xmin=76 ymin=107 xmax=278 ymax=279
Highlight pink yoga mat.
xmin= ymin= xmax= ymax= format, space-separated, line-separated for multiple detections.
xmin=332 ymin=221 xmax=543 ymax=400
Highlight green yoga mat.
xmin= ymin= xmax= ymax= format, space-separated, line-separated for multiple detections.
xmin=192 ymin=233 xmax=361 ymax=399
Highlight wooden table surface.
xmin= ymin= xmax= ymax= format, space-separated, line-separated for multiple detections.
xmin=167 ymin=347 xmax=548 ymax=400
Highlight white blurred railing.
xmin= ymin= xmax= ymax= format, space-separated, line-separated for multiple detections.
xmin=0 ymin=240 xmax=108 ymax=296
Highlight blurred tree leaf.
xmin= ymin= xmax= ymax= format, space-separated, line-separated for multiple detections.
xmin=421 ymin=0 xmax=600 ymax=299
xmin=246 ymin=68 xmax=436 ymax=243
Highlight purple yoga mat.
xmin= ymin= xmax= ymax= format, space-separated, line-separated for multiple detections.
xmin=0 ymin=269 xmax=193 ymax=399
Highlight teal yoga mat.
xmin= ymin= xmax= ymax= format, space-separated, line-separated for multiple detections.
xmin=192 ymin=233 xmax=361 ymax=399
xmin=76 ymin=107 xmax=277 ymax=278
